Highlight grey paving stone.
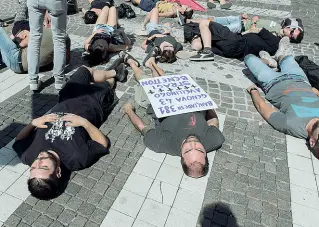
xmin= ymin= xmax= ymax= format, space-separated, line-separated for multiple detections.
xmin=69 ymin=215 xmax=87 ymax=227
xmin=89 ymin=208 xmax=107 ymax=224
xmin=32 ymin=215 xmax=53 ymax=227
xmin=77 ymin=202 xmax=96 ymax=218
xmin=4 ymin=214 xmax=21 ymax=227
xmin=45 ymin=203 xmax=64 ymax=220
xmin=57 ymin=209 xmax=76 ymax=226
xmin=13 ymin=203 xmax=32 ymax=218
xmin=21 ymin=210 xmax=41 ymax=225
xmin=66 ymin=197 xmax=83 ymax=211
xmin=48 ymin=221 xmax=64 ymax=227
xmin=33 ymin=200 xmax=51 ymax=213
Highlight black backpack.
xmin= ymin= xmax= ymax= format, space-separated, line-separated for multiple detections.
xmin=183 ymin=22 xmax=201 ymax=43
xmin=295 ymin=55 xmax=319 ymax=89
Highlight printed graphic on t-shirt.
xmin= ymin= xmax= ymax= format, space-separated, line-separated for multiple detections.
xmin=291 ymin=104 xmax=319 ymax=118
xmin=45 ymin=112 xmax=75 ymax=142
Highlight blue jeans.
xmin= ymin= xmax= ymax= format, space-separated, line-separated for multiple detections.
xmin=213 ymin=16 xmax=242 ymax=33
xmin=244 ymin=54 xmax=308 ymax=88
xmin=27 ymin=0 xmax=67 ymax=81
xmin=0 ymin=28 xmax=22 ymax=73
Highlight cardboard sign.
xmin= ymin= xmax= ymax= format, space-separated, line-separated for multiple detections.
xmin=140 ymin=74 xmax=218 ymax=118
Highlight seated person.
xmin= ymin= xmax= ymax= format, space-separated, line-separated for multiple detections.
xmin=82 ymin=0 xmax=114 ymax=24
xmin=12 ymin=62 xmax=128 ymax=200
xmin=84 ymin=6 xmax=131 ymax=65
xmin=141 ymin=7 xmax=183 ymax=64
xmin=141 ymin=1 xmax=193 ymax=28
xmin=186 ymin=19 xmax=281 ymax=61
xmin=183 ymin=16 xmax=304 ymax=44
xmin=245 ymin=37 xmax=319 ymax=158
xmin=0 ymin=1 xmax=70 ymax=74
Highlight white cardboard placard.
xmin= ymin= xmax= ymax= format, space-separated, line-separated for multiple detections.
xmin=140 ymin=74 xmax=218 ymax=118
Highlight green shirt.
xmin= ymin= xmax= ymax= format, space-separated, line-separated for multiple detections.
xmin=244 ymin=19 xmax=281 ymax=34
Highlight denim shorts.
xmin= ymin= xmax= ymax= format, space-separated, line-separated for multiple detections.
xmin=146 ymin=22 xmax=170 ymax=35
xmin=93 ymin=24 xmax=115 ymax=35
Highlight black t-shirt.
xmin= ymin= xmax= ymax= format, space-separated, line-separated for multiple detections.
xmin=90 ymin=0 xmax=108 ymax=9
xmin=146 ymin=31 xmax=183 ymax=53
xmin=12 ymin=20 xmax=30 ymax=36
xmin=12 ymin=70 xmax=109 ymax=171
xmin=143 ymin=112 xmax=225 ymax=156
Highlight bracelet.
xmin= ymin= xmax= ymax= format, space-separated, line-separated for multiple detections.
xmin=249 ymin=87 xmax=258 ymax=94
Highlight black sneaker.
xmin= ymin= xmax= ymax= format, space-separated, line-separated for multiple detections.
xmin=106 ymin=57 xmax=124 ymax=71
xmin=115 ymin=63 xmax=128 ymax=82
xmin=189 ymin=49 xmax=214 ymax=61
xmin=177 ymin=10 xmax=186 ymax=26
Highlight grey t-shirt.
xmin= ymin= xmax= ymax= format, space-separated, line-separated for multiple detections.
xmin=266 ymin=80 xmax=319 ymax=138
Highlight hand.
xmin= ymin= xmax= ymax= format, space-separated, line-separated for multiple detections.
xmin=247 ymin=85 xmax=259 ymax=95
xmin=94 ymin=28 xmax=106 ymax=34
xmin=123 ymin=103 xmax=135 ymax=114
xmin=31 ymin=114 xmax=58 ymax=128
xmin=62 ymin=114 xmax=88 ymax=128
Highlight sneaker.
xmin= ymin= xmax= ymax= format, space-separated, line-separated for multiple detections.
xmin=189 ymin=48 xmax=214 ymax=61
xmin=55 ymin=77 xmax=66 ymax=90
xmin=177 ymin=10 xmax=186 ymax=26
xmin=29 ymin=79 xmax=42 ymax=91
xmin=220 ymin=2 xmax=232 ymax=9
xmin=115 ymin=63 xmax=128 ymax=82
xmin=142 ymin=46 xmax=161 ymax=66
xmin=259 ymin=51 xmax=278 ymax=68
xmin=274 ymin=36 xmax=291 ymax=60
xmin=207 ymin=1 xmax=216 ymax=8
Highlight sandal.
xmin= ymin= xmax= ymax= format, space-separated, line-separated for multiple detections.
xmin=120 ymin=51 xmax=141 ymax=67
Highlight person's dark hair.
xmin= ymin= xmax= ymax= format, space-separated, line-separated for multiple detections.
xmin=290 ymin=28 xmax=304 ymax=43
xmin=158 ymin=50 xmax=177 ymax=63
xmin=309 ymin=120 xmax=319 ymax=158
xmin=182 ymin=9 xmax=193 ymax=19
xmin=89 ymin=45 xmax=108 ymax=65
xmin=27 ymin=175 xmax=59 ymax=200
xmin=181 ymin=155 xmax=209 ymax=177
xmin=84 ymin=11 xmax=98 ymax=24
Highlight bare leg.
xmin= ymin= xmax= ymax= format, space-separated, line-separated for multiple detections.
xmin=199 ymin=19 xmax=212 ymax=49
xmin=143 ymin=12 xmax=152 ymax=27
xmin=127 ymin=59 xmax=144 ymax=81
xmin=131 ymin=0 xmax=141 ymax=5
xmin=187 ymin=18 xmax=214 ymax=24
xmin=87 ymin=66 xmax=117 ymax=82
xmin=95 ymin=6 xmax=110 ymax=24
xmin=191 ymin=37 xmax=203 ymax=51
xmin=149 ymin=7 xmax=159 ymax=24
xmin=106 ymin=78 xmax=115 ymax=88
xmin=106 ymin=6 xmax=118 ymax=27
xmin=145 ymin=57 xmax=165 ymax=77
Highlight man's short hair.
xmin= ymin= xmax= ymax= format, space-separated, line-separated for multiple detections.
xmin=27 ymin=175 xmax=59 ymax=200
xmin=84 ymin=11 xmax=98 ymax=24
xmin=158 ymin=50 xmax=177 ymax=63
xmin=291 ymin=28 xmax=304 ymax=43
xmin=181 ymin=155 xmax=209 ymax=177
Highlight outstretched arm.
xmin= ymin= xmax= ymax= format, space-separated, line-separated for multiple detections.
xmin=123 ymin=103 xmax=146 ymax=132
xmin=205 ymin=109 xmax=219 ymax=128
xmin=247 ymin=85 xmax=278 ymax=120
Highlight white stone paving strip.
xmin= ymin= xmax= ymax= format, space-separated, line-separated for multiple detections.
xmin=239 ymin=0 xmax=291 ymax=6
xmin=286 ymin=135 xmax=319 ymax=227
xmin=0 ymin=139 xmax=30 ymax=224
xmin=101 ymin=114 xmax=226 ymax=227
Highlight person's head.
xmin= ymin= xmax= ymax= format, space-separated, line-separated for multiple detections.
xmin=158 ymin=42 xmax=176 ymax=63
xmin=84 ymin=10 xmax=98 ymax=24
xmin=281 ymin=27 xmax=304 ymax=43
xmin=89 ymin=38 xmax=110 ymax=65
xmin=181 ymin=6 xmax=193 ymax=19
xmin=15 ymin=30 xmax=29 ymax=40
xmin=180 ymin=135 xmax=209 ymax=178
xmin=308 ymin=118 xmax=319 ymax=158
xmin=28 ymin=150 xmax=61 ymax=200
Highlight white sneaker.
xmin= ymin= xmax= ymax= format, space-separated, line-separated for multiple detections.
xmin=29 ymin=80 xmax=42 ymax=91
xmin=259 ymin=51 xmax=278 ymax=68
xmin=274 ymin=36 xmax=292 ymax=60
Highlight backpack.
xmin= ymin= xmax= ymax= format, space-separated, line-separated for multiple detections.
xmin=295 ymin=55 xmax=319 ymax=89
xmin=183 ymin=22 xmax=201 ymax=43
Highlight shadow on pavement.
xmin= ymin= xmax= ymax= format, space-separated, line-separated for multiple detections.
xmin=199 ymin=202 xmax=239 ymax=227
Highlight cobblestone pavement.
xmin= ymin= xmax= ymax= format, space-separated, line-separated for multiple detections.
xmin=0 ymin=0 xmax=319 ymax=226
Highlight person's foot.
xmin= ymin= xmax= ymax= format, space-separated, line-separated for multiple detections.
xmin=259 ymin=51 xmax=278 ymax=68
xmin=120 ymin=51 xmax=141 ymax=67
xmin=274 ymin=36 xmax=292 ymax=61
xmin=207 ymin=1 xmax=216 ymax=8
xmin=115 ymin=63 xmax=128 ymax=82
xmin=122 ymin=102 xmax=135 ymax=114
xmin=220 ymin=2 xmax=232 ymax=9
xmin=55 ymin=77 xmax=66 ymax=90
xmin=189 ymin=48 xmax=214 ymax=61
xmin=177 ymin=10 xmax=186 ymax=26
xmin=29 ymin=79 xmax=42 ymax=91
xmin=0 ymin=19 xmax=8 ymax=27
xmin=142 ymin=46 xmax=161 ymax=66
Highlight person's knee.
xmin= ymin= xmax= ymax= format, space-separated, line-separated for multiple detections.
xmin=191 ymin=40 xmax=202 ymax=51
xmin=244 ymin=54 xmax=255 ymax=64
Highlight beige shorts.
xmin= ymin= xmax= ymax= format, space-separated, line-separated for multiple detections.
xmin=134 ymin=74 xmax=152 ymax=108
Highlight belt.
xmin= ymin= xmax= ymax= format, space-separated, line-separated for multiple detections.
xmin=18 ymin=50 xmax=26 ymax=73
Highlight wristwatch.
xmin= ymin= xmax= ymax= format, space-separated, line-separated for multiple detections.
xmin=249 ymin=87 xmax=258 ymax=94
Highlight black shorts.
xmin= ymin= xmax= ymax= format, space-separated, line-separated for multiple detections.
xmin=209 ymin=22 xmax=241 ymax=42
xmin=59 ymin=66 xmax=115 ymax=113
xmin=140 ymin=0 xmax=157 ymax=12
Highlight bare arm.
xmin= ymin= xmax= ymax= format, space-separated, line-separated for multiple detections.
xmin=205 ymin=109 xmax=219 ymax=128
xmin=109 ymin=44 xmax=129 ymax=53
xmin=84 ymin=33 xmax=96 ymax=51
xmin=16 ymin=124 xmax=35 ymax=141
xmin=248 ymin=86 xmax=278 ymax=120
xmin=312 ymin=87 xmax=319 ymax=96
xmin=159 ymin=11 xmax=175 ymax=18
xmin=141 ymin=39 xmax=148 ymax=50
xmin=124 ymin=104 xmax=146 ymax=132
